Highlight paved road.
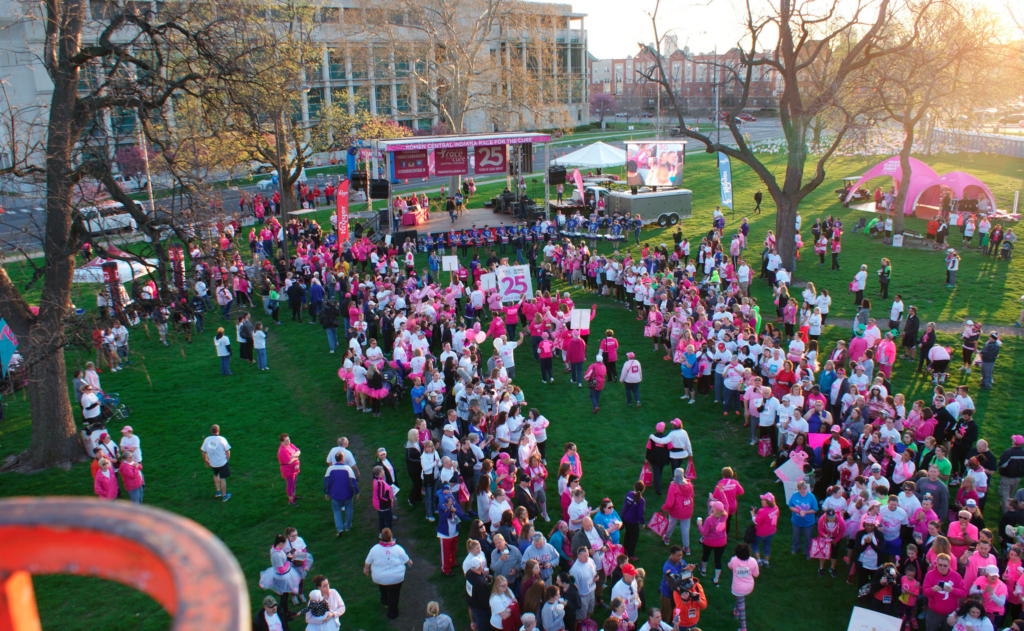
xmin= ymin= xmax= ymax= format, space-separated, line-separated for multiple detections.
xmin=0 ymin=121 xmax=784 ymax=254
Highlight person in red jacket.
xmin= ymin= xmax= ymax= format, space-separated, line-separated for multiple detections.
xmin=565 ymin=330 xmax=587 ymax=386
xmin=94 ymin=457 xmax=120 ymax=500
xmin=922 ymin=553 xmax=967 ymax=631
xmin=583 ymin=353 xmax=607 ymax=413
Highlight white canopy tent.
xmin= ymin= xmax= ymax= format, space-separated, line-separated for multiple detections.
xmin=73 ymin=257 xmax=157 ymax=283
xmin=551 ymin=141 xmax=626 ymax=169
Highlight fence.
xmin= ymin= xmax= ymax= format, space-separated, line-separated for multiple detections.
xmin=931 ymin=129 xmax=1024 ymax=159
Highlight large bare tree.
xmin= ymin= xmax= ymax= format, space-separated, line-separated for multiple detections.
xmin=863 ymin=2 xmax=1007 ymax=232
xmin=640 ymin=0 xmax=923 ymax=269
xmin=0 ymin=0 xmax=252 ymax=471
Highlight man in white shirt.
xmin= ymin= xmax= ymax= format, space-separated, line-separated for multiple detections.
xmin=775 ymin=267 xmax=791 ymax=287
xmin=200 ymin=424 xmax=232 ymax=501
xmin=439 ymin=342 xmax=457 ymax=366
xmin=611 ymin=564 xmax=642 ymax=623
xmin=638 ymin=608 xmax=675 ymax=631
xmin=954 ymin=386 xmax=975 ymax=415
xmin=778 ymin=395 xmax=805 ymax=444
xmin=888 ymin=297 xmax=904 ymax=330
xmin=737 ymin=260 xmax=751 ymax=296
xmin=497 ymin=332 xmax=525 ymax=379
xmin=326 ymin=437 xmax=359 ymax=478
xmin=569 ymin=547 xmax=598 ymax=619
xmin=440 ymin=424 xmax=460 ymax=462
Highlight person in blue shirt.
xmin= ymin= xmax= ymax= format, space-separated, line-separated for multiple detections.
xmin=658 ymin=546 xmax=685 ymax=616
xmin=410 ymin=377 xmax=427 ymax=418
xmin=593 ymin=498 xmax=623 ymax=545
xmin=788 ymin=480 xmax=819 ymax=557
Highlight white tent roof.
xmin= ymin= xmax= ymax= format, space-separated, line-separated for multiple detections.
xmin=551 ymin=141 xmax=626 ymax=169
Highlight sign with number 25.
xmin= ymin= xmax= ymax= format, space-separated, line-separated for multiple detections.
xmin=474 ymin=145 xmax=507 ymax=174
xmin=495 ymin=265 xmax=533 ymax=302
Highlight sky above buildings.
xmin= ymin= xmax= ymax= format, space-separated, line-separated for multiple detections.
xmin=575 ymin=0 xmax=1018 ymax=60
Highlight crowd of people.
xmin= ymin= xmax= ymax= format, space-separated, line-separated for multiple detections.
xmin=72 ymin=181 xmax=1024 ymax=631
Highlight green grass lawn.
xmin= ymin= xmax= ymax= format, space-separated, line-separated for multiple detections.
xmin=2 ymin=149 xmax=1023 ymax=630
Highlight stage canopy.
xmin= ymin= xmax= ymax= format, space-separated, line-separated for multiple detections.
xmin=843 ymin=155 xmax=1000 ymax=216
xmin=843 ymin=156 xmax=939 ymax=208
xmin=551 ymin=141 xmax=626 ymax=169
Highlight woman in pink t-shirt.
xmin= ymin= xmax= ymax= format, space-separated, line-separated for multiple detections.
xmin=749 ymin=492 xmax=779 ymax=566
xmin=727 ymin=543 xmax=760 ymax=631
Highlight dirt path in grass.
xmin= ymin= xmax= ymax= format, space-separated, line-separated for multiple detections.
xmin=271 ymin=330 xmax=443 ymax=631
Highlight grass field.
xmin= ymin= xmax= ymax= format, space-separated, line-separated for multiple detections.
xmin=1 ymin=148 xmax=1023 ymax=630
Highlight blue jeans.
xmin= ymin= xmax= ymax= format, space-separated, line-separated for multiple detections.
xmin=754 ymin=534 xmax=773 ymax=558
xmin=589 ymin=388 xmax=601 ymax=410
xmin=127 ymin=486 xmax=144 ymax=504
xmin=331 ymin=498 xmax=354 ymax=532
xmin=470 ymin=608 xmax=491 ymax=631
xmin=792 ymin=524 xmax=814 ymax=555
xmin=571 ymin=362 xmax=584 ymax=384
xmin=423 ymin=478 xmax=438 ymax=518
xmin=624 ymin=382 xmax=640 ymax=405
xmin=309 ymin=302 xmax=322 ymax=322
xmin=723 ymin=387 xmax=740 ymax=413
xmin=220 ymin=300 xmax=233 ymax=318
xmin=220 ymin=356 xmax=231 ymax=375
xmin=326 ymin=327 xmax=338 ymax=351
xmin=714 ymin=372 xmax=724 ymax=401
xmin=256 ymin=348 xmax=267 ymax=369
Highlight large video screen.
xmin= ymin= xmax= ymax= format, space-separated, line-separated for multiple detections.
xmin=625 ymin=142 xmax=685 ymax=187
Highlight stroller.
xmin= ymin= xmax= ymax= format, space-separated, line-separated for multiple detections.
xmin=100 ymin=393 xmax=132 ymax=422
xmin=1001 ymin=240 xmax=1013 ymax=261
xmin=380 ymin=368 xmax=405 ymax=410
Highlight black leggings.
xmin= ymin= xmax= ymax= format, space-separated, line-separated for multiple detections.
xmin=702 ymin=543 xmax=725 ymax=570
xmin=371 ymin=396 xmax=382 ymax=414
xmin=623 ymin=522 xmax=640 ymax=558
xmin=831 ymin=253 xmax=840 ymax=270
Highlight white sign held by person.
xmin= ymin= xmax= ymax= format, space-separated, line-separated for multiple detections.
xmin=570 ymin=308 xmax=591 ymax=331
xmin=442 ymin=256 xmax=459 ymax=272
xmin=495 ymin=265 xmax=532 ymax=302
xmin=480 ymin=273 xmax=497 ymax=292
xmin=847 ymin=607 xmax=902 ymax=631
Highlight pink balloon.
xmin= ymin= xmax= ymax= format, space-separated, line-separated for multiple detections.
xmin=475 ymin=331 xmax=487 ymax=345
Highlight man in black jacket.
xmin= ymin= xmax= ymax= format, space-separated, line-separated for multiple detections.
xmin=252 ymin=595 xmax=290 ymax=631
xmin=465 ymin=557 xmax=492 ymax=631
xmin=285 ymin=280 xmax=305 ymax=322
xmin=998 ymin=436 xmax=1024 ymax=511
xmin=320 ymin=300 xmax=340 ymax=353
xmin=513 ymin=477 xmax=540 ymax=520
xmin=979 ymin=332 xmax=1000 ymax=389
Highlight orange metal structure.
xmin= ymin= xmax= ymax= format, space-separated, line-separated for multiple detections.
xmin=0 ymin=498 xmax=250 ymax=631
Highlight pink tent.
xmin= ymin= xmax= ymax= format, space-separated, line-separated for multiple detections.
xmin=843 ymin=156 xmax=939 ymax=205
xmin=903 ymin=171 xmax=998 ymax=219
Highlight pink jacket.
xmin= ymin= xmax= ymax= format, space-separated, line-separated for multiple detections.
xmin=119 ymin=461 xmax=144 ymax=492
xmin=699 ymin=513 xmax=728 ymax=547
xmin=662 ymin=481 xmax=694 ymax=520
xmin=565 ymin=337 xmax=587 ymax=364
xmin=583 ymin=362 xmax=607 ymax=391
xmin=559 ymin=453 xmax=582 ymax=479
xmin=94 ymin=469 xmax=119 ymax=500
xmin=713 ymin=479 xmax=745 ymax=515
xmin=754 ymin=506 xmax=778 ymax=537
xmin=817 ymin=514 xmax=847 ymax=540
xmin=486 ymin=317 xmax=507 ymax=340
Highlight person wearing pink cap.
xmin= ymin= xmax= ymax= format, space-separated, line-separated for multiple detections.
xmin=645 ymin=422 xmax=671 ymax=495
xmin=696 ymin=501 xmax=729 ymax=585
xmin=648 ymin=419 xmax=693 ymax=473
xmin=119 ymin=425 xmax=141 ymax=464
xmin=750 ymin=493 xmax=779 ymax=567
xmin=850 ymin=515 xmax=884 ymax=588
xmin=998 ymin=435 xmax=1024 ymax=512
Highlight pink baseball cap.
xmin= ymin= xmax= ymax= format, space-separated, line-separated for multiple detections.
xmin=711 ymin=501 xmax=726 ymax=513
xmin=655 ymin=422 xmax=666 ymax=432
xmin=671 ymin=418 xmax=682 ymax=427
xmin=759 ymin=492 xmax=775 ymax=502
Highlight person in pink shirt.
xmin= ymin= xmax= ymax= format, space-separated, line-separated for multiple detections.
xmin=727 ymin=543 xmax=760 ymax=631
xmin=502 ymin=302 xmax=520 ymax=338
xmin=559 ymin=443 xmax=583 ymax=480
xmin=909 ymin=495 xmax=939 ymax=542
xmin=564 ymin=331 xmax=587 ymax=386
xmin=1003 ymin=546 xmax=1023 ymax=622
xmin=484 ymin=313 xmax=506 ymax=341
xmin=970 ymin=565 xmax=1008 ymax=623
xmin=278 ymin=433 xmax=302 ymax=506
xmin=947 ymin=510 xmax=980 ymax=559
xmin=696 ymin=501 xmax=729 ymax=585
xmin=712 ymin=467 xmax=745 ymax=534
xmin=963 ymin=538 xmax=999 ymax=588
xmin=118 ymin=451 xmax=145 ymax=504
xmin=93 ymin=457 xmax=120 ymax=500
xmin=583 ymin=353 xmax=608 ymax=413
xmin=815 ymin=508 xmax=846 ymax=577
xmin=749 ymin=492 xmax=779 ymax=567
xmin=599 ymin=330 xmax=619 ymax=379
xmin=537 ymin=332 xmax=555 ymax=383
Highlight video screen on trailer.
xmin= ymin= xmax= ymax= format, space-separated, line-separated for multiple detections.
xmin=625 ymin=142 xmax=685 ymax=187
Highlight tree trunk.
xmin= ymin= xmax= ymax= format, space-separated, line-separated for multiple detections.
xmin=4 ymin=349 xmax=82 ymax=471
xmin=773 ymin=119 xmax=807 ymax=271
xmin=280 ymin=184 xmax=298 ymax=214
xmin=891 ymin=126 xmax=915 ymax=235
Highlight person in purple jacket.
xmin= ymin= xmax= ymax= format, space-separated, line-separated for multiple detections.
xmin=621 ymin=482 xmax=646 ymax=561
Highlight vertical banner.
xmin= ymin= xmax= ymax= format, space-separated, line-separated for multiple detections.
xmin=718 ymin=152 xmax=733 ymax=209
xmin=101 ymin=261 xmax=124 ymax=314
xmin=0 ymin=318 xmax=18 ymax=377
xmin=572 ymin=168 xmax=584 ymax=195
xmin=337 ymin=179 xmax=350 ymax=247
xmin=168 ymin=245 xmax=185 ymax=296
xmin=474 ymin=145 xmax=508 ymax=175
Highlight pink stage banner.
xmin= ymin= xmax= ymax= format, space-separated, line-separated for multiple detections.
xmin=474 ymin=145 xmax=507 ymax=175
xmin=393 ymin=149 xmax=429 ymax=179
xmin=434 ymin=147 xmax=469 ymax=176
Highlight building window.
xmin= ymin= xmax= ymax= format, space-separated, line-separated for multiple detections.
xmin=329 ymin=50 xmax=345 ymax=81
xmin=396 ymin=85 xmax=412 ymax=113
xmin=374 ymin=85 xmax=391 ymax=115
xmin=417 ymin=118 xmax=433 ymax=130
xmin=307 ymin=87 xmax=323 ymax=119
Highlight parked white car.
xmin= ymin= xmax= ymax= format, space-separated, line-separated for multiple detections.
xmin=256 ymin=168 xmax=307 ymax=190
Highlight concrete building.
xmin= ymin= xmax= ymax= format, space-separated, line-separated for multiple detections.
xmin=0 ymin=0 xmax=588 ymax=171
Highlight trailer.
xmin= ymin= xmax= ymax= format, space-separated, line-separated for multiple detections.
xmin=604 ymin=188 xmax=692 ymax=227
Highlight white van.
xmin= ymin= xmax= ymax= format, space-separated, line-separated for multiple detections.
xmin=78 ymin=200 xmax=144 ymax=235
